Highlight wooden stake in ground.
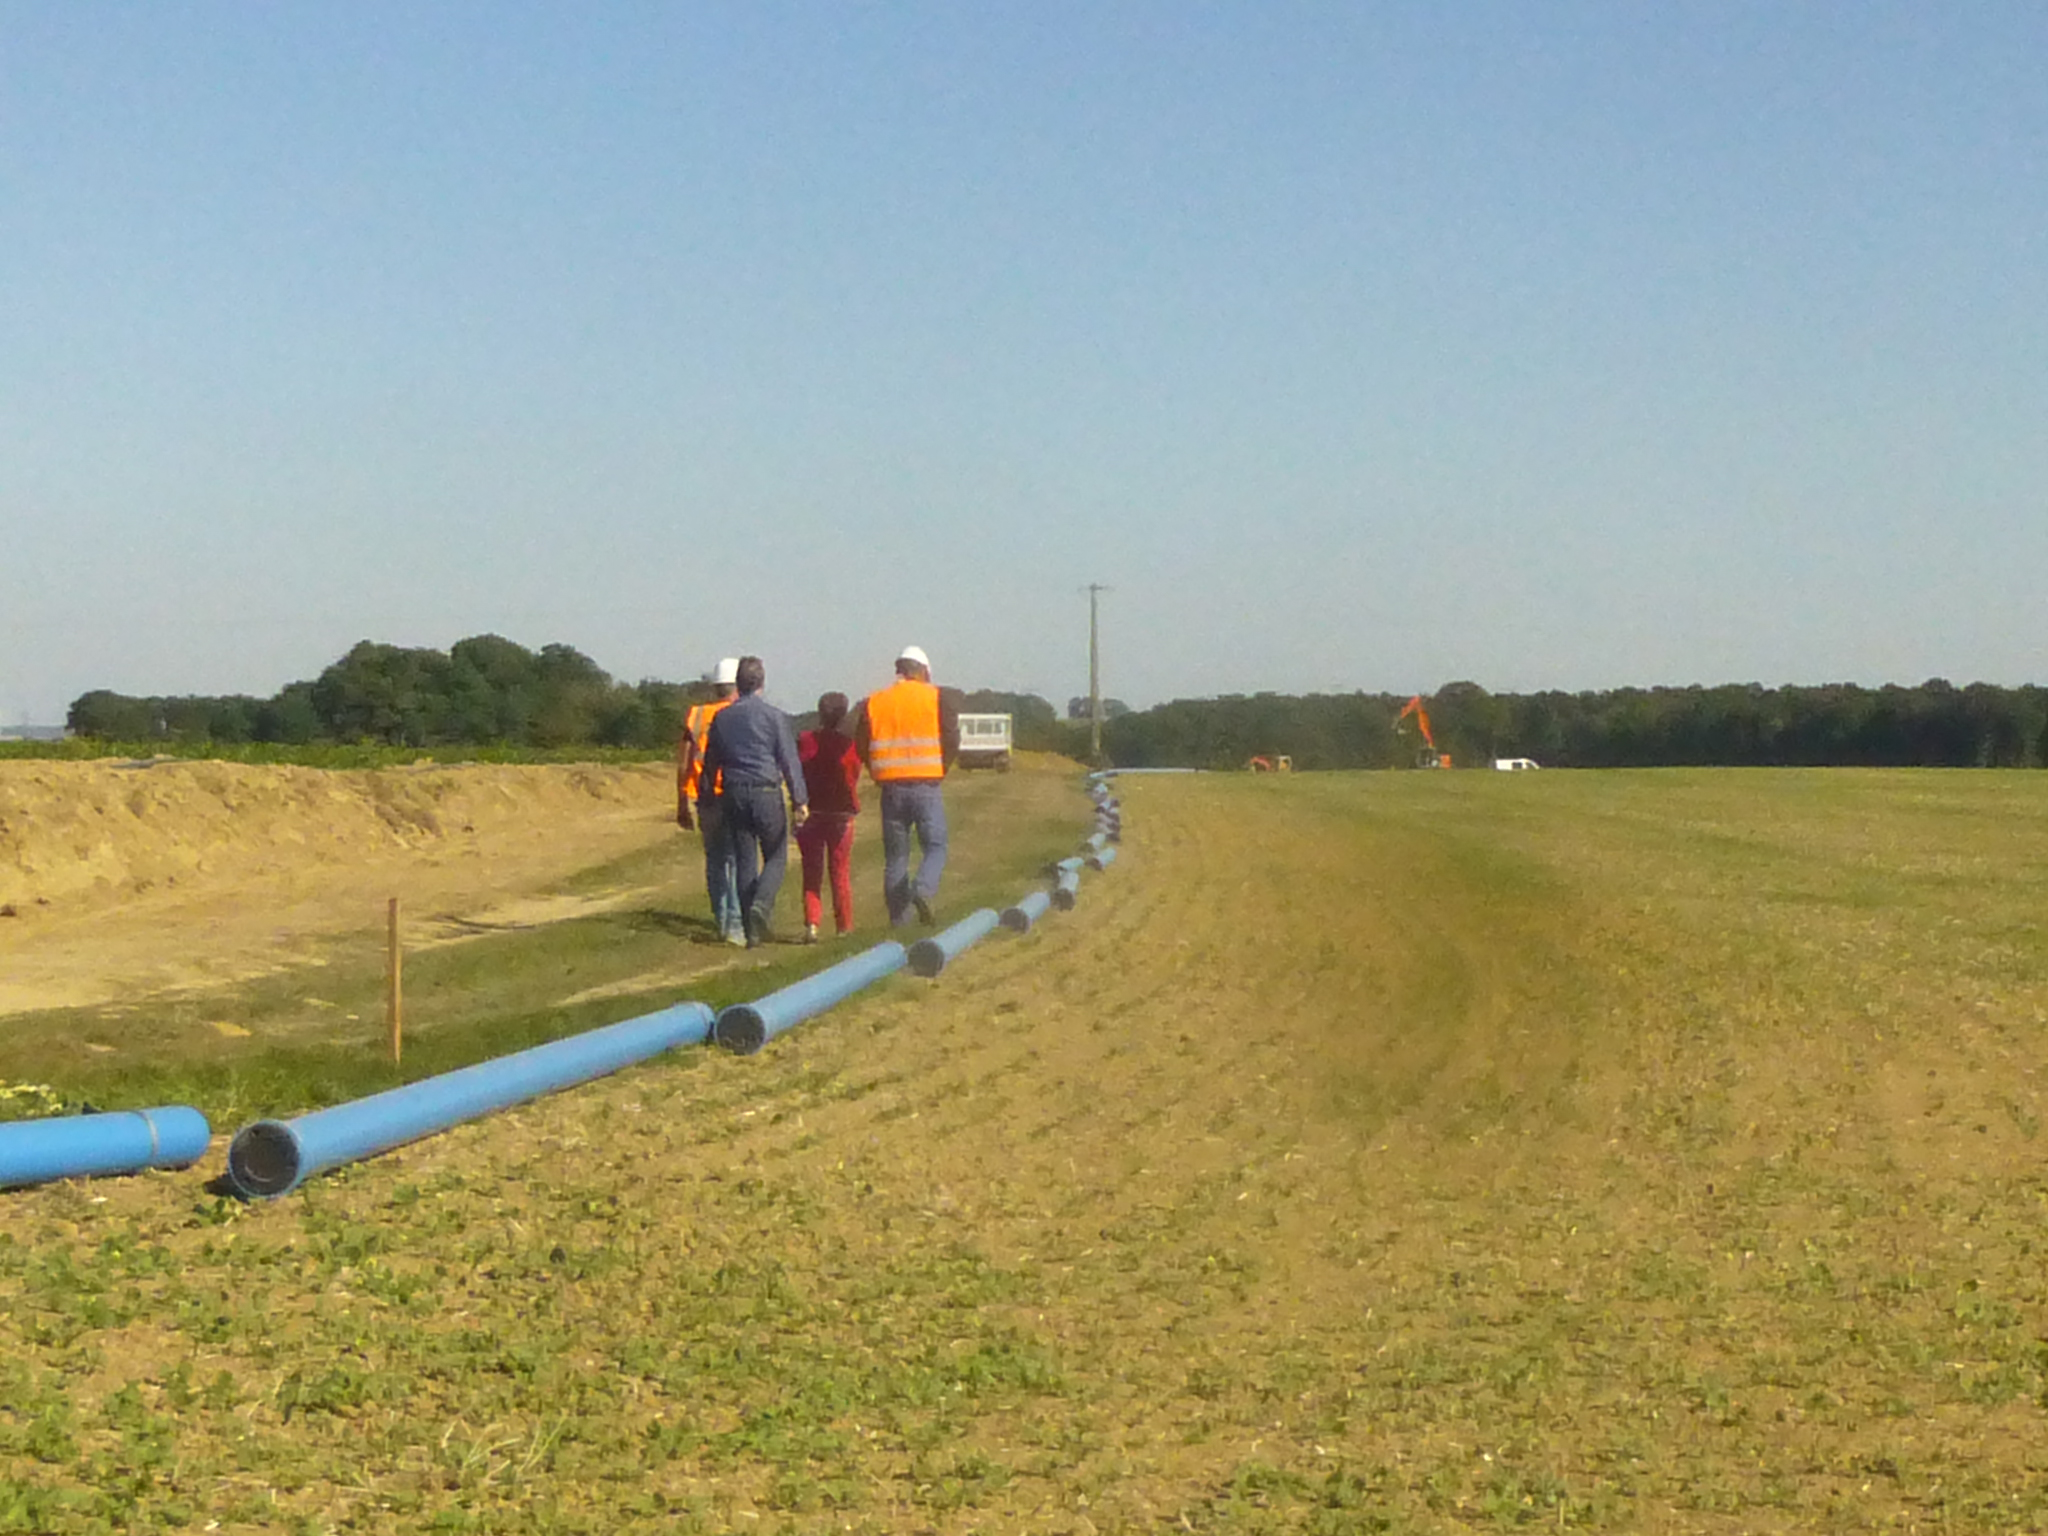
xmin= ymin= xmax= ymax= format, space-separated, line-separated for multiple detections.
xmin=387 ymin=896 xmax=403 ymax=1065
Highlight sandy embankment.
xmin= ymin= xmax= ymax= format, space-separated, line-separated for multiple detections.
xmin=0 ymin=760 xmax=678 ymax=1014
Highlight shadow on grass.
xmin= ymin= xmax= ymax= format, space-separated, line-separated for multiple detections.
xmin=613 ymin=906 xmax=713 ymax=941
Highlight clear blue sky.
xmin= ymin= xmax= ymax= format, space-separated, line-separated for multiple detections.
xmin=5 ymin=3 xmax=2044 ymax=725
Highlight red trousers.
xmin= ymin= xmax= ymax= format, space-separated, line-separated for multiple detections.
xmin=797 ymin=813 xmax=856 ymax=932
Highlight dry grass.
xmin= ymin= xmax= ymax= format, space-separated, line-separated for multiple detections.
xmin=5 ymin=768 xmax=2048 ymax=1532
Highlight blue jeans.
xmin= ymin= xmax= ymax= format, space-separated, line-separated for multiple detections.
xmin=723 ymin=785 xmax=791 ymax=942
xmin=699 ymin=799 xmax=741 ymax=940
xmin=879 ymin=781 xmax=947 ymax=926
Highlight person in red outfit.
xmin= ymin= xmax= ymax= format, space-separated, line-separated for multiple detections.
xmin=796 ymin=692 xmax=862 ymax=940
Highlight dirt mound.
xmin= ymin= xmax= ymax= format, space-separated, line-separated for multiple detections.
xmin=0 ymin=761 xmax=657 ymax=913
xmin=0 ymin=761 xmax=676 ymax=1012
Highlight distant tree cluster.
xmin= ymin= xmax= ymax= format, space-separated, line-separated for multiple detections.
xmin=65 ymin=638 xmax=1083 ymax=756
xmin=1066 ymin=696 xmax=1132 ymax=721
xmin=1102 ymin=680 xmax=2048 ymax=771
xmin=67 ymin=636 xmax=709 ymax=751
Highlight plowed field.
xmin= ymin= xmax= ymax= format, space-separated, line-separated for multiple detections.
xmin=6 ymin=769 xmax=2048 ymax=1532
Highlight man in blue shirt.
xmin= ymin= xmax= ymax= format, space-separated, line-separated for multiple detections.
xmin=697 ymin=656 xmax=809 ymax=946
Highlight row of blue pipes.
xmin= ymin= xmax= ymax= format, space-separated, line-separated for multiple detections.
xmin=2 ymin=777 xmax=1129 ymax=1199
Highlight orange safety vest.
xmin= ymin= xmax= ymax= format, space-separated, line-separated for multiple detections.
xmin=865 ymin=678 xmax=945 ymax=782
xmin=680 ymin=698 xmax=731 ymax=800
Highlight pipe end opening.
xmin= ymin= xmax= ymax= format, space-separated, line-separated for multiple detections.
xmin=226 ymin=1121 xmax=304 ymax=1200
xmin=714 ymin=1006 xmax=769 ymax=1056
xmin=907 ymin=939 xmax=947 ymax=978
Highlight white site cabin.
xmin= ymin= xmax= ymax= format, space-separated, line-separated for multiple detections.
xmin=957 ymin=713 xmax=1014 ymax=770
xmin=1493 ymin=757 xmax=1541 ymax=771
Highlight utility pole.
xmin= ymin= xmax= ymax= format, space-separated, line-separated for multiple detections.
xmin=1085 ymin=583 xmax=1110 ymax=764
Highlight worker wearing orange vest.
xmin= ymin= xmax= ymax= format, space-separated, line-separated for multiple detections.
xmin=851 ymin=645 xmax=960 ymax=927
xmin=677 ymin=657 xmax=743 ymax=945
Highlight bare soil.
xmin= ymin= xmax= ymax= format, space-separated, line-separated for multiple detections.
xmin=0 ymin=760 xmax=676 ymax=1013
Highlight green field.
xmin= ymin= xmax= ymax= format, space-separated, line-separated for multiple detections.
xmin=5 ymin=768 xmax=2048 ymax=1532
xmin=0 ymin=768 xmax=1082 ymax=1126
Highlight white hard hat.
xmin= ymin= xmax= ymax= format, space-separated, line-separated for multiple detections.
xmin=897 ymin=645 xmax=931 ymax=670
xmin=713 ymin=657 xmax=740 ymax=686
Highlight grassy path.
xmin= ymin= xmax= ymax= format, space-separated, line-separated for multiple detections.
xmin=0 ymin=761 xmax=1080 ymax=1123
xmin=5 ymin=770 xmax=2048 ymax=1532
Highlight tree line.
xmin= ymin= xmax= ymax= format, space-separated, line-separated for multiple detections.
xmin=68 ymin=649 xmax=2048 ymax=769
xmin=68 ymin=637 xmax=697 ymax=750
xmin=64 ymin=636 xmax=1077 ymax=754
xmin=1101 ymin=679 xmax=2048 ymax=771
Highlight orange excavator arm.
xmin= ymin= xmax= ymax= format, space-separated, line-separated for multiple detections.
xmin=1395 ymin=694 xmax=1437 ymax=751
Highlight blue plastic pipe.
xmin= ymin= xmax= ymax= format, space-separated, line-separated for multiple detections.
xmin=1053 ymin=868 xmax=1082 ymax=910
xmin=715 ymin=941 xmax=907 ymax=1055
xmin=1087 ymin=845 xmax=1119 ymax=872
xmin=227 ymin=1000 xmax=715 ymax=1199
xmin=1053 ymin=855 xmax=1085 ymax=876
xmin=1001 ymin=889 xmax=1054 ymax=933
xmin=1084 ymin=831 xmax=1110 ymax=854
xmin=1 ymin=1107 xmax=210 ymax=1191
xmin=909 ymin=908 xmax=1000 ymax=977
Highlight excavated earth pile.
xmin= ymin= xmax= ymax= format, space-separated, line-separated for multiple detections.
xmin=0 ymin=761 xmax=675 ymax=1013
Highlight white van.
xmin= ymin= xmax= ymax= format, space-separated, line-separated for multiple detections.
xmin=1493 ymin=757 xmax=1541 ymax=771
xmin=958 ymin=713 xmax=1013 ymax=770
